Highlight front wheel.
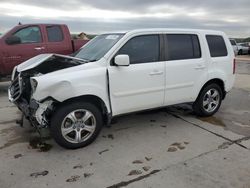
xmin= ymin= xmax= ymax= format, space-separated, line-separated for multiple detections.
xmin=50 ymin=102 xmax=103 ymax=149
xmin=193 ymin=84 xmax=222 ymax=117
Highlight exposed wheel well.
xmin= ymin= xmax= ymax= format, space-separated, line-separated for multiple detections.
xmin=199 ymin=79 xmax=226 ymax=100
xmin=55 ymin=95 xmax=110 ymax=126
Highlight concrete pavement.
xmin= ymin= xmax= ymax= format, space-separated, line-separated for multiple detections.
xmin=0 ymin=60 xmax=249 ymax=188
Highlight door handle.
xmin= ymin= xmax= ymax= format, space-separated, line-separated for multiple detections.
xmin=149 ymin=70 xmax=163 ymax=76
xmin=34 ymin=47 xmax=45 ymax=51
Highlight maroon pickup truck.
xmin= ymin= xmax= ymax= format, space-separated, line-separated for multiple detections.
xmin=0 ymin=24 xmax=89 ymax=77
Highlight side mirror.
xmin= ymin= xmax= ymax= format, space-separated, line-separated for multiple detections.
xmin=5 ymin=36 xmax=21 ymax=45
xmin=114 ymin=55 xmax=130 ymax=66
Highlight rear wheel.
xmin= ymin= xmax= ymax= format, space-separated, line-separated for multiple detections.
xmin=193 ymin=84 xmax=222 ymax=117
xmin=238 ymin=49 xmax=243 ymax=55
xmin=50 ymin=102 xmax=103 ymax=149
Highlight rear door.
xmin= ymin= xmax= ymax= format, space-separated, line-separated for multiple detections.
xmin=2 ymin=25 xmax=46 ymax=75
xmin=108 ymin=34 xmax=166 ymax=115
xmin=164 ymin=33 xmax=208 ymax=105
xmin=45 ymin=25 xmax=72 ymax=55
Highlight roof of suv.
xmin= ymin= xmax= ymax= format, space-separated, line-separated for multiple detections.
xmin=106 ymin=28 xmax=226 ymax=36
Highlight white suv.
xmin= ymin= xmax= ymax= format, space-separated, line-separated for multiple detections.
xmin=9 ymin=29 xmax=235 ymax=149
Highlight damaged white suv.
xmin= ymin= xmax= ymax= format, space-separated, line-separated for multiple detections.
xmin=9 ymin=29 xmax=235 ymax=149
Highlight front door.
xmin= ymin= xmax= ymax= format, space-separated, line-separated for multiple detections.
xmin=2 ymin=25 xmax=46 ymax=75
xmin=108 ymin=35 xmax=165 ymax=115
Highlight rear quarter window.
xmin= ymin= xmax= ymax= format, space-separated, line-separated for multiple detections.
xmin=46 ymin=26 xmax=64 ymax=42
xmin=206 ymin=35 xmax=228 ymax=57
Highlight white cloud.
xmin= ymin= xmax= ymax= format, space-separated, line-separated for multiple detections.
xmin=0 ymin=1 xmax=249 ymax=37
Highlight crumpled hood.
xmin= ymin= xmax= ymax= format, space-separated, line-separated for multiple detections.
xmin=16 ymin=53 xmax=85 ymax=72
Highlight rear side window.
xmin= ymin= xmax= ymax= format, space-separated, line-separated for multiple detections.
xmin=206 ymin=35 xmax=228 ymax=57
xmin=117 ymin=35 xmax=160 ymax=64
xmin=46 ymin=26 xmax=64 ymax=42
xmin=166 ymin=34 xmax=201 ymax=61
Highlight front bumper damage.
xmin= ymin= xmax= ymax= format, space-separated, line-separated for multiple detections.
xmin=8 ymin=76 xmax=54 ymax=128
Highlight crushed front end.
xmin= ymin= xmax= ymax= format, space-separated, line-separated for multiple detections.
xmin=8 ymin=54 xmax=86 ymax=129
xmin=8 ymin=69 xmax=54 ymax=128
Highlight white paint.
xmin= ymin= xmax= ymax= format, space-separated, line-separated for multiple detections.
xmin=12 ymin=28 xmax=235 ymax=118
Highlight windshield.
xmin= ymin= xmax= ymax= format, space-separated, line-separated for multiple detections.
xmin=74 ymin=34 xmax=124 ymax=62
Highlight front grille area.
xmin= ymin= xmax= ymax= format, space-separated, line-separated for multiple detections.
xmin=9 ymin=75 xmax=22 ymax=102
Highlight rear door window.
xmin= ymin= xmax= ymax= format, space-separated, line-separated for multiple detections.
xmin=166 ymin=34 xmax=201 ymax=61
xmin=206 ymin=35 xmax=228 ymax=57
xmin=117 ymin=35 xmax=160 ymax=64
xmin=46 ymin=25 xmax=64 ymax=42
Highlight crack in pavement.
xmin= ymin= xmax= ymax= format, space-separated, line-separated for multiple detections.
xmin=106 ymin=111 xmax=250 ymax=188
xmin=106 ymin=147 xmax=222 ymax=188
xmin=107 ymin=138 xmax=249 ymax=188
xmin=167 ymin=112 xmax=249 ymax=150
xmin=106 ymin=170 xmax=161 ymax=188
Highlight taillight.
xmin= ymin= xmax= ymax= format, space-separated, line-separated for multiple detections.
xmin=233 ymin=58 xmax=236 ymax=74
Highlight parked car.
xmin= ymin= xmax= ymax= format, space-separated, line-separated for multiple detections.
xmin=9 ymin=29 xmax=235 ymax=149
xmin=0 ymin=24 xmax=89 ymax=78
xmin=237 ymin=43 xmax=249 ymax=55
xmin=230 ymin=39 xmax=238 ymax=55
xmin=238 ymin=42 xmax=250 ymax=55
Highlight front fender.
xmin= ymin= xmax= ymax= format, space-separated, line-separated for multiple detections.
xmin=32 ymin=67 xmax=111 ymax=113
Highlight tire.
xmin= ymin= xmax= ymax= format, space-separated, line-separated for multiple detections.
xmin=50 ymin=101 xmax=103 ymax=149
xmin=193 ymin=84 xmax=223 ymax=117
xmin=238 ymin=50 xmax=243 ymax=55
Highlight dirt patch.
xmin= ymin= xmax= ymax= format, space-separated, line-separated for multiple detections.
xmin=84 ymin=173 xmax=93 ymax=178
xmin=107 ymin=134 xmax=114 ymax=140
xmin=218 ymin=142 xmax=232 ymax=149
xmin=102 ymin=134 xmax=114 ymax=140
xmin=29 ymin=137 xmax=52 ymax=152
xmin=66 ymin=175 xmax=80 ymax=182
xmin=14 ymin=154 xmax=23 ymax=159
xmin=0 ymin=137 xmax=27 ymax=150
xmin=73 ymin=165 xmax=83 ymax=169
xmin=142 ymin=166 xmax=151 ymax=172
xmin=167 ymin=146 xmax=178 ymax=152
xmin=132 ymin=160 xmax=143 ymax=164
xmin=128 ymin=170 xmax=142 ymax=176
xmin=145 ymin=157 xmax=152 ymax=161
xmin=30 ymin=170 xmax=49 ymax=178
xmin=168 ymin=142 xmax=189 ymax=152
xmin=0 ymin=120 xmax=17 ymax=125
xmin=199 ymin=116 xmax=226 ymax=127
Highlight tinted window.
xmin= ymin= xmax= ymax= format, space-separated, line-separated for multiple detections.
xmin=13 ymin=26 xmax=42 ymax=44
xmin=46 ymin=26 xmax=63 ymax=42
xmin=117 ymin=35 xmax=160 ymax=64
xmin=166 ymin=34 xmax=201 ymax=61
xmin=206 ymin=35 xmax=228 ymax=57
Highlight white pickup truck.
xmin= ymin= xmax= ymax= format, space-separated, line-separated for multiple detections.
xmin=9 ymin=29 xmax=235 ymax=149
